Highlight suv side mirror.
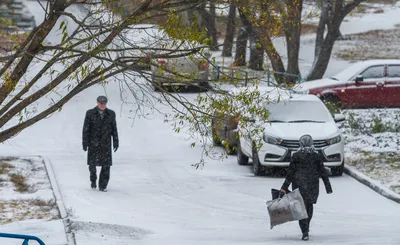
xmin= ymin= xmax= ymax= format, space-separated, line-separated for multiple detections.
xmin=355 ymin=75 xmax=364 ymax=83
xmin=334 ymin=113 xmax=345 ymax=123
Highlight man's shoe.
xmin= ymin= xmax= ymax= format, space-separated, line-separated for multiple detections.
xmin=91 ymin=182 xmax=96 ymax=189
xmin=99 ymin=188 xmax=107 ymax=192
xmin=302 ymin=233 xmax=309 ymax=241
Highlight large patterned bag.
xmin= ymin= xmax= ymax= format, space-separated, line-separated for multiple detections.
xmin=266 ymin=188 xmax=308 ymax=229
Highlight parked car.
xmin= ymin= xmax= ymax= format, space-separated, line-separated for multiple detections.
xmin=151 ymin=54 xmax=210 ymax=91
xmin=294 ymin=59 xmax=400 ymax=111
xmin=236 ymin=94 xmax=345 ymax=176
xmin=210 ymin=86 xmax=288 ymax=155
xmin=113 ymin=24 xmax=210 ymax=91
xmin=211 ymin=111 xmax=240 ymax=155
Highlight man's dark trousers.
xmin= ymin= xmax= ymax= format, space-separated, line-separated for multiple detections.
xmin=299 ymin=201 xmax=314 ymax=234
xmin=89 ymin=165 xmax=110 ymax=189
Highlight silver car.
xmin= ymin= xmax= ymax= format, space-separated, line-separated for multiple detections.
xmin=151 ymin=54 xmax=210 ymax=91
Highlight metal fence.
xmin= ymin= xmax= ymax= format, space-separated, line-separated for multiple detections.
xmin=0 ymin=232 xmax=46 ymax=245
xmin=211 ymin=65 xmax=303 ymax=87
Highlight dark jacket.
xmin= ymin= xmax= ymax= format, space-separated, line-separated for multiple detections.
xmin=82 ymin=107 xmax=119 ymax=166
xmin=281 ymin=151 xmax=332 ymax=204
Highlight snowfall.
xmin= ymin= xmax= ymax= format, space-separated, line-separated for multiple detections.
xmin=0 ymin=1 xmax=400 ymax=245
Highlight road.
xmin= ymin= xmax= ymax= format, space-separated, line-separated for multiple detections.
xmin=3 ymin=81 xmax=400 ymax=245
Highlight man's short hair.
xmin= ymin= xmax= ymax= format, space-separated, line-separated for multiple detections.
xmin=97 ymin=96 xmax=108 ymax=103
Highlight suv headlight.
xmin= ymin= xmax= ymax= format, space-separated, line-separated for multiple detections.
xmin=263 ymin=135 xmax=282 ymax=145
xmin=327 ymin=135 xmax=341 ymax=145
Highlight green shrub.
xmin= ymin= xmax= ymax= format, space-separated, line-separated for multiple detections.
xmin=371 ymin=116 xmax=386 ymax=133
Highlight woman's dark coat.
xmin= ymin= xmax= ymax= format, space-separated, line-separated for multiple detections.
xmin=281 ymin=151 xmax=332 ymax=204
xmin=82 ymin=107 xmax=119 ymax=166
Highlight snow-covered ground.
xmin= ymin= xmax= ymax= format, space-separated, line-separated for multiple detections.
xmin=0 ymin=157 xmax=67 ymax=245
xmin=213 ymin=1 xmax=400 ymax=79
xmin=1 ymin=220 xmax=67 ymax=245
xmin=0 ymin=1 xmax=400 ymax=245
xmin=340 ymin=109 xmax=400 ymax=195
xmin=3 ymin=81 xmax=400 ymax=245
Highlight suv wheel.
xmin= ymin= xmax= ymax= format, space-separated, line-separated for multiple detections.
xmin=199 ymin=80 xmax=210 ymax=90
xmin=252 ymin=143 xmax=263 ymax=176
xmin=237 ymin=143 xmax=249 ymax=165
xmin=211 ymin=119 xmax=222 ymax=146
xmin=331 ymin=161 xmax=344 ymax=176
xmin=224 ymin=127 xmax=236 ymax=155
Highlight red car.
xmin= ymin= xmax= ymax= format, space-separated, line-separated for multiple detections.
xmin=295 ymin=60 xmax=400 ymax=109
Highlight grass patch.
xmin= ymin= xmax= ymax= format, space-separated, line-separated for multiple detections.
xmin=0 ymin=157 xmax=60 ymax=224
xmin=9 ymin=173 xmax=30 ymax=193
xmin=0 ymin=198 xmax=59 ymax=224
xmin=350 ymin=152 xmax=400 ymax=165
xmin=388 ymin=157 xmax=400 ymax=164
xmin=0 ymin=162 xmax=15 ymax=175
xmin=354 ymin=4 xmax=368 ymax=14
xmin=392 ymin=185 xmax=400 ymax=193
xmin=373 ymin=8 xmax=385 ymax=14
xmin=391 ymin=164 xmax=400 ymax=170
xmin=348 ymin=112 xmax=361 ymax=130
xmin=366 ymin=0 xmax=397 ymax=4
xmin=29 ymin=198 xmax=57 ymax=212
xmin=370 ymin=116 xmax=400 ymax=133
xmin=215 ymin=16 xmax=318 ymax=39
xmin=371 ymin=117 xmax=386 ymax=133
xmin=335 ymin=27 xmax=400 ymax=61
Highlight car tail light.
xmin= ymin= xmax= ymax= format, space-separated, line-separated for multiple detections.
xmin=198 ymin=60 xmax=208 ymax=70
xmin=232 ymin=113 xmax=241 ymax=128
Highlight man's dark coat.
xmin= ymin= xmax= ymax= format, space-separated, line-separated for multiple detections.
xmin=82 ymin=107 xmax=119 ymax=166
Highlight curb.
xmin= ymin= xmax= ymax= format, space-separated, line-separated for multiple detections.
xmin=41 ymin=156 xmax=77 ymax=245
xmin=344 ymin=164 xmax=400 ymax=204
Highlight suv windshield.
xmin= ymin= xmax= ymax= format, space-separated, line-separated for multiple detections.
xmin=265 ymin=100 xmax=332 ymax=123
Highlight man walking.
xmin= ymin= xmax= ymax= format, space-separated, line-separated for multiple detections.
xmin=82 ymin=95 xmax=119 ymax=192
xmin=280 ymin=134 xmax=332 ymax=241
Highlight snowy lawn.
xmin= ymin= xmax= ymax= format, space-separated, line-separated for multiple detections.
xmin=334 ymin=24 xmax=400 ymax=61
xmin=0 ymin=156 xmax=67 ymax=245
xmin=0 ymin=156 xmax=60 ymax=224
xmin=341 ymin=109 xmax=400 ymax=195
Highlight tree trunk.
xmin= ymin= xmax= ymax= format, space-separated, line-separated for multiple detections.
xmin=233 ymin=27 xmax=248 ymax=66
xmin=209 ymin=0 xmax=218 ymax=50
xmin=248 ymin=35 xmax=264 ymax=70
xmin=197 ymin=2 xmax=218 ymax=51
xmin=306 ymin=0 xmax=365 ymax=80
xmin=222 ymin=4 xmax=236 ymax=57
xmin=283 ymin=0 xmax=303 ymax=85
xmin=236 ymin=8 xmax=266 ymax=69
xmin=262 ymin=35 xmax=286 ymax=84
xmin=305 ymin=29 xmax=340 ymax=81
xmin=314 ymin=0 xmax=328 ymax=59
xmin=336 ymin=29 xmax=347 ymax=40
xmin=238 ymin=7 xmax=285 ymax=83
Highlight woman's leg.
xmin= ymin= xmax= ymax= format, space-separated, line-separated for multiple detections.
xmin=299 ymin=202 xmax=314 ymax=235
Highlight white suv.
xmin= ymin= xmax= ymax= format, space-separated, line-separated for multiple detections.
xmin=237 ymin=94 xmax=345 ymax=176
